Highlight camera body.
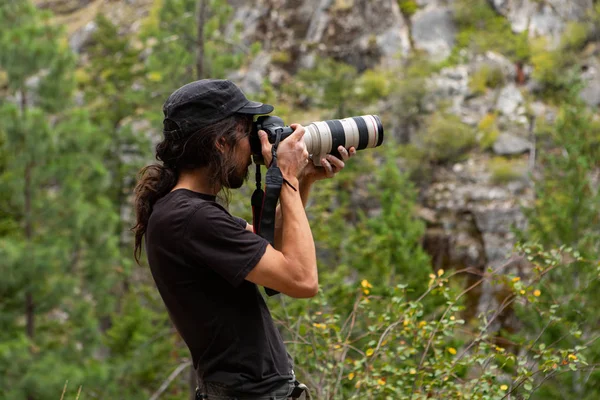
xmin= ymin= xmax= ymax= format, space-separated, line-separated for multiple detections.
xmin=249 ymin=116 xmax=294 ymax=165
xmin=250 ymin=115 xmax=384 ymax=166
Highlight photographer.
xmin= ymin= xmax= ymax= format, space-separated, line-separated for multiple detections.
xmin=132 ymin=79 xmax=356 ymax=399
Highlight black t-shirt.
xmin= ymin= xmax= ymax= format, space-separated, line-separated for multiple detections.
xmin=145 ymin=188 xmax=293 ymax=394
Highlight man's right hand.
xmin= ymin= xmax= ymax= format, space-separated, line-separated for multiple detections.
xmin=249 ymin=123 xmax=318 ymax=298
xmin=258 ymin=124 xmax=309 ymax=179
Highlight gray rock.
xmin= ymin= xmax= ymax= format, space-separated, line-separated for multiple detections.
xmin=236 ymin=52 xmax=272 ymax=96
xmin=496 ymin=84 xmax=524 ymax=116
xmin=297 ymin=0 xmax=332 ymax=70
xmin=427 ymin=65 xmax=470 ymax=113
xmin=416 ymin=0 xmax=455 ymax=5
xmin=493 ymin=133 xmax=532 ymax=155
xmin=491 ymin=0 xmax=593 ymax=44
xmin=474 ymin=207 xmax=527 ymax=235
xmin=226 ymin=4 xmax=265 ymax=46
xmin=472 ymin=51 xmax=516 ymax=82
xmin=376 ymin=26 xmax=411 ymax=68
xmin=580 ymin=58 xmax=600 ymax=107
xmin=412 ymin=5 xmax=456 ymax=61
xmin=69 ymin=21 xmax=97 ymax=54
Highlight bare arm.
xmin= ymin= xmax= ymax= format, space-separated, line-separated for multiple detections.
xmin=273 ymin=147 xmax=355 ymax=249
xmin=245 ymin=125 xmax=318 ymax=298
xmin=273 ymin=176 xmax=314 ymax=250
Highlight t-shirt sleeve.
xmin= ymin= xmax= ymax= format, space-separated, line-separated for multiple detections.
xmin=233 ymin=216 xmax=248 ymax=229
xmin=184 ymin=204 xmax=268 ymax=287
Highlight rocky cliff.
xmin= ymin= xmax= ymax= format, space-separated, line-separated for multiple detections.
xmin=37 ymin=0 xmax=600 ymax=324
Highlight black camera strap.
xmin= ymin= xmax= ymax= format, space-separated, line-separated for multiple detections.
xmin=251 ymin=132 xmax=284 ymax=296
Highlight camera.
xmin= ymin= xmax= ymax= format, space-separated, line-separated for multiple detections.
xmin=249 ymin=115 xmax=384 ymax=166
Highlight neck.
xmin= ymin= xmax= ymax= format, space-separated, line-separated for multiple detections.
xmin=171 ymin=167 xmax=220 ymax=195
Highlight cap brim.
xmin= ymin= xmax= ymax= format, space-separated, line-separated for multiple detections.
xmin=237 ymin=100 xmax=274 ymax=115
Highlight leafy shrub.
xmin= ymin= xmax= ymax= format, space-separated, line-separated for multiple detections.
xmin=295 ymin=58 xmax=359 ymax=117
xmin=477 ymin=113 xmax=500 ymax=150
xmin=453 ymin=0 xmax=530 ymax=63
xmin=560 ymin=22 xmax=589 ymax=51
xmin=355 ymin=69 xmax=391 ymax=104
xmin=488 ymin=156 xmax=525 ymax=184
xmin=421 ymin=113 xmax=477 ymax=163
xmin=271 ymin=51 xmax=291 ymax=65
xmin=469 ymin=65 xmax=505 ymax=96
xmin=398 ymin=0 xmax=419 ymax=18
xmin=529 ymin=21 xmax=592 ymax=100
xmin=275 ymin=245 xmax=597 ymax=399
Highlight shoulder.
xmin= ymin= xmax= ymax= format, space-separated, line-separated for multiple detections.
xmin=184 ymin=200 xmax=248 ymax=237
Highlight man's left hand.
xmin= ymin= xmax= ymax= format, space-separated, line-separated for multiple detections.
xmin=299 ymin=146 xmax=356 ymax=183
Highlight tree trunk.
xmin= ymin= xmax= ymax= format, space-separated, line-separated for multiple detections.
xmin=196 ymin=0 xmax=208 ymax=79
xmin=25 ymin=163 xmax=34 ymax=340
xmin=22 ymin=89 xmax=35 ymax=341
xmin=22 ymin=90 xmax=35 ymax=400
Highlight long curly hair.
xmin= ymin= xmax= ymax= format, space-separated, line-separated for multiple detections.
xmin=132 ymin=114 xmax=253 ymax=264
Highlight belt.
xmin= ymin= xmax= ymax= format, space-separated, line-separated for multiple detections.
xmin=196 ymin=379 xmax=310 ymax=400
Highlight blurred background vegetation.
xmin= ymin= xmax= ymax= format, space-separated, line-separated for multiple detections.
xmin=1 ymin=0 xmax=599 ymax=399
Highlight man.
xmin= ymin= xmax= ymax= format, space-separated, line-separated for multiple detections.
xmin=132 ymin=79 xmax=356 ymax=399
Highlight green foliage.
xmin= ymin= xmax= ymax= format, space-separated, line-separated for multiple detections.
xmin=477 ymin=113 xmax=500 ymax=150
xmin=295 ymin=58 xmax=360 ymax=118
xmin=521 ymin=97 xmax=600 ymax=254
xmin=488 ymin=156 xmax=525 ymax=184
xmin=0 ymin=1 xmax=75 ymax=110
xmin=529 ymin=38 xmax=572 ymax=100
xmin=452 ymin=0 xmax=530 ymax=63
xmin=345 ymin=145 xmax=431 ymax=294
xmin=516 ymin=96 xmax=600 ymax=398
xmin=271 ymin=51 xmax=292 ymax=65
xmin=469 ymin=65 xmax=505 ymax=96
xmin=560 ymin=22 xmax=589 ymax=52
xmin=388 ymin=55 xmax=435 ymax=147
xmin=274 ymin=243 xmax=598 ymax=399
xmin=355 ymin=68 xmax=391 ymax=103
xmin=141 ymin=0 xmax=253 ymax=97
xmin=398 ymin=0 xmax=419 ymax=18
xmin=2 ymin=0 xmax=600 ymax=398
xmin=421 ymin=112 xmax=477 ymax=163
xmin=529 ymin=19 xmax=595 ymax=100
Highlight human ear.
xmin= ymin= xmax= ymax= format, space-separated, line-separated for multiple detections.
xmin=216 ymin=137 xmax=228 ymax=153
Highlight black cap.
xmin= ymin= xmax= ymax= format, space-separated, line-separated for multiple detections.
xmin=162 ymin=79 xmax=274 ymax=140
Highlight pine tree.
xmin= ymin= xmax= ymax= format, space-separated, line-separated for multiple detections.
xmin=0 ymin=2 xmax=121 ymax=398
xmin=518 ymin=94 xmax=600 ymax=399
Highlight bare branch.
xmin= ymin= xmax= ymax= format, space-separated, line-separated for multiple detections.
xmin=149 ymin=361 xmax=191 ymax=400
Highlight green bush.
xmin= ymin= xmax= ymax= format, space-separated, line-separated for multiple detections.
xmin=274 ymin=244 xmax=597 ymax=399
xmin=488 ymin=156 xmax=525 ymax=184
xmin=398 ymin=0 xmax=419 ymax=18
xmin=453 ymin=0 xmax=530 ymax=63
xmin=477 ymin=113 xmax=500 ymax=150
xmin=421 ymin=113 xmax=477 ymax=163
xmin=529 ymin=21 xmax=592 ymax=100
xmin=560 ymin=22 xmax=589 ymax=51
xmin=469 ymin=65 xmax=505 ymax=96
xmin=355 ymin=68 xmax=391 ymax=103
xmin=271 ymin=51 xmax=291 ymax=65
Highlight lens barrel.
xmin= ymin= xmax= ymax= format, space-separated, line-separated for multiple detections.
xmin=303 ymin=115 xmax=384 ymax=165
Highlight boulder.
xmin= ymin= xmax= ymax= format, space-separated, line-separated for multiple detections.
xmin=411 ymin=4 xmax=456 ymax=61
xmin=580 ymin=58 xmax=600 ymax=108
xmin=490 ymin=0 xmax=593 ymax=44
xmin=69 ymin=21 xmax=97 ymax=54
xmin=496 ymin=84 xmax=524 ymax=116
xmin=492 ymin=133 xmax=532 ymax=155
